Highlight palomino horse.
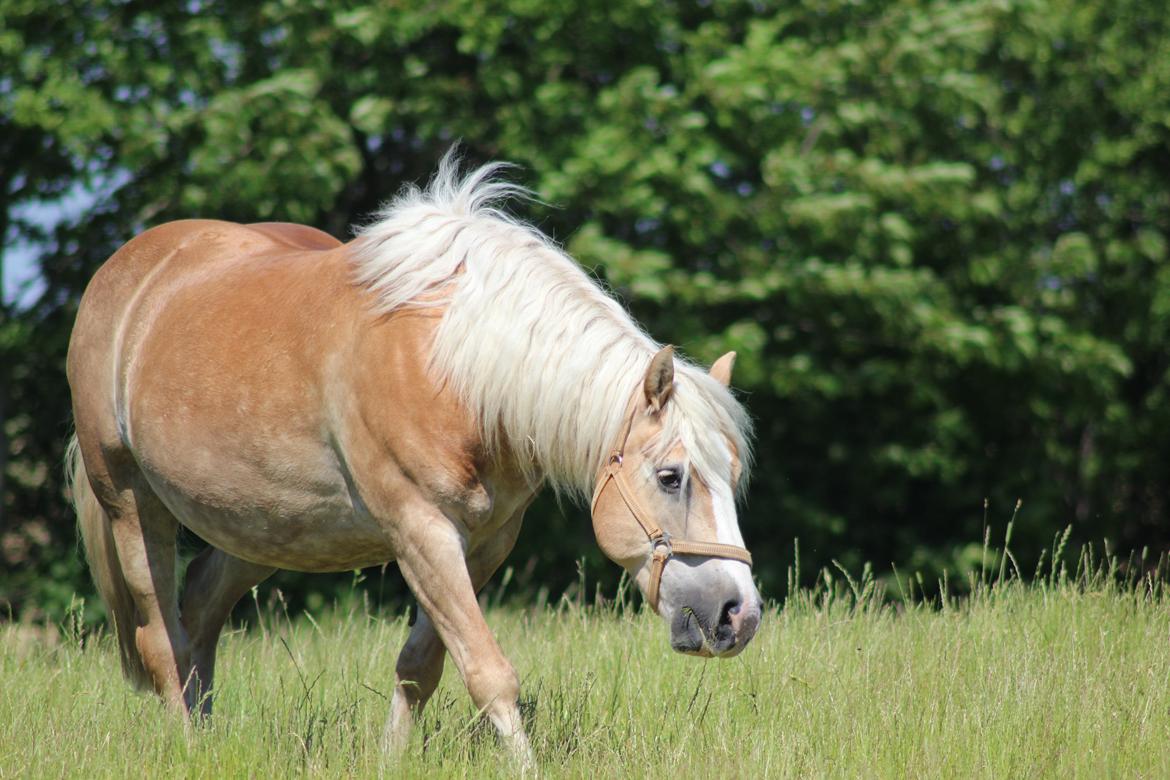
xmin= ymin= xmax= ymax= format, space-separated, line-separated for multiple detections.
xmin=65 ymin=153 xmax=760 ymax=761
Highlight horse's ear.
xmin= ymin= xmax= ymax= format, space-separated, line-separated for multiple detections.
xmin=643 ymin=346 xmax=675 ymax=412
xmin=709 ymin=351 xmax=736 ymax=387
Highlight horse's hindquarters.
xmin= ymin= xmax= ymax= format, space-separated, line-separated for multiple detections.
xmin=71 ymin=220 xmax=397 ymax=573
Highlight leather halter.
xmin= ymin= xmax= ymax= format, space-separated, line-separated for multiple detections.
xmin=590 ymin=407 xmax=753 ymax=613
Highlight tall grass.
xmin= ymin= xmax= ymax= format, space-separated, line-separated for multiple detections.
xmin=3 ymin=542 xmax=1169 ymax=778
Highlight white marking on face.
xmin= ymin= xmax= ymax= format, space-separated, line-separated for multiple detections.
xmin=654 ymin=475 xmax=760 ymax=624
xmin=708 ymin=479 xmax=759 ymax=603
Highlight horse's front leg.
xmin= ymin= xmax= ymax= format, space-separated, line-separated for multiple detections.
xmin=383 ymin=509 xmax=524 ymax=754
xmin=390 ymin=508 xmax=532 ymax=764
xmin=382 ymin=610 xmax=445 ymax=754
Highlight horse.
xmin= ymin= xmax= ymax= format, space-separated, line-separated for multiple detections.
xmin=64 ymin=152 xmax=761 ymax=763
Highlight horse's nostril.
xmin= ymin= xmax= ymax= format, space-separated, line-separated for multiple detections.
xmin=719 ymin=599 xmax=741 ymax=626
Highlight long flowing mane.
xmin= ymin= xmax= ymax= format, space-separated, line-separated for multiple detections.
xmin=352 ymin=152 xmax=752 ymax=497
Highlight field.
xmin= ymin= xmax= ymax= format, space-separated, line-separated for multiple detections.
xmin=3 ymin=562 xmax=1170 ymax=779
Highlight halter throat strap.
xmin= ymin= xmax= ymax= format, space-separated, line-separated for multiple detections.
xmin=590 ymin=408 xmax=753 ymax=613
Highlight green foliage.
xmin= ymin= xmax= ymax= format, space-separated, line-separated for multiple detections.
xmin=3 ymin=0 xmax=1170 ymax=617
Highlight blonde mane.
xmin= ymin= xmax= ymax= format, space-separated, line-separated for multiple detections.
xmin=352 ymin=152 xmax=753 ymax=497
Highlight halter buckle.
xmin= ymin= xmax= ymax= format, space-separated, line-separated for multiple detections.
xmin=651 ymin=531 xmax=673 ymax=559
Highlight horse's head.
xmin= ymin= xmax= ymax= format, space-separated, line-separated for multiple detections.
xmin=591 ymin=346 xmax=761 ymax=658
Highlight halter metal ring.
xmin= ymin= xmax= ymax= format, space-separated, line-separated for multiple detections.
xmin=651 ymin=532 xmax=672 ymax=558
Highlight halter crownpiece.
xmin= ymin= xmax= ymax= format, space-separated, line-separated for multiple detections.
xmin=590 ymin=409 xmax=754 ymax=613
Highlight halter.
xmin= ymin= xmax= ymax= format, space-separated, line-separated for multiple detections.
xmin=590 ymin=406 xmax=753 ymax=613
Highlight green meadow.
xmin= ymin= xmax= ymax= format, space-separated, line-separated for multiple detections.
xmin=3 ymin=553 xmax=1169 ymax=779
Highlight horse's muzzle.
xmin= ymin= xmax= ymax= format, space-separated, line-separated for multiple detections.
xmin=669 ymin=583 xmax=762 ymax=658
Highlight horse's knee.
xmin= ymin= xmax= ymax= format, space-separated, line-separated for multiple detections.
xmin=396 ymin=649 xmax=444 ymax=706
xmin=394 ymin=613 xmax=446 ymax=693
xmin=464 ymin=658 xmax=520 ymax=713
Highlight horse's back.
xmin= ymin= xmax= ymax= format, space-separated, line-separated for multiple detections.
xmin=71 ymin=219 xmax=338 ymax=352
xmin=69 ymin=218 xmax=343 ymax=414
xmin=245 ymin=222 xmax=342 ymax=251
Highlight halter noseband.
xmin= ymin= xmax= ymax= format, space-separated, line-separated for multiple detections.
xmin=589 ymin=407 xmax=753 ymax=613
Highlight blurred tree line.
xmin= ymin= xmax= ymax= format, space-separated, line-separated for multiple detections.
xmin=3 ymin=0 xmax=1169 ymax=620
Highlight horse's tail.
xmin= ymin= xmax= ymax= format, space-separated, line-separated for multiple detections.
xmin=66 ymin=434 xmax=150 ymax=689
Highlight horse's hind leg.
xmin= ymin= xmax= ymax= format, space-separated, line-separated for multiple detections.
xmin=102 ymin=483 xmax=194 ymax=712
xmin=180 ymin=547 xmax=274 ymax=715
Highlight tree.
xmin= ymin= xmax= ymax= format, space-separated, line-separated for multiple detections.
xmin=3 ymin=0 xmax=1169 ymax=619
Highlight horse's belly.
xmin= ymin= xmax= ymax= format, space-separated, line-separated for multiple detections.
xmin=137 ymin=438 xmax=397 ymax=572
xmin=177 ymin=498 xmax=395 ymax=570
xmin=159 ymin=483 xmax=396 ymax=572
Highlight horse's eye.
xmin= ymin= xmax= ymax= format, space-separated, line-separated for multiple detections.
xmin=656 ymin=468 xmax=682 ymax=492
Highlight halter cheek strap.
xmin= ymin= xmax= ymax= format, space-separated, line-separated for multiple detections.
xmin=589 ymin=412 xmax=753 ymax=613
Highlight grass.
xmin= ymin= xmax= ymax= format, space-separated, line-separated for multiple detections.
xmin=3 ymin=551 xmax=1170 ymax=778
